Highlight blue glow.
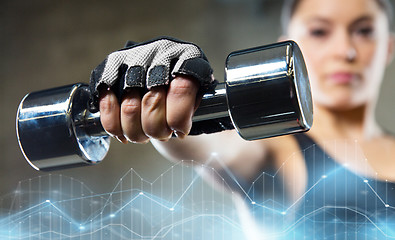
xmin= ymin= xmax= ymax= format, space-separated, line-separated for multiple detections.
xmin=0 ymin=153 xmax=394 ymax=240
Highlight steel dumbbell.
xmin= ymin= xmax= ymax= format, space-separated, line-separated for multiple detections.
xmin=16 ymin=41 xmax=313 ymax=171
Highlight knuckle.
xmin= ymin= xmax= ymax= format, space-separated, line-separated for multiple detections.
xmin=141 ymin=87 xmax=171 ymax=140
xmin=99 ymin=95 xmax=117 ymax=114
xmin=99 ymin=94 xmax=122 ymax=135
xmin=170 ymin=79 xmax=198 ymax=96
xmin=121 ymin=98 xmax=141 ymax=116
xmin=142 ymin=89 xmax=166 ymax=109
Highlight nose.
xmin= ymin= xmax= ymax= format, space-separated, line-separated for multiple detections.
xmin=332 ymin=29 xmax=357 ymax=62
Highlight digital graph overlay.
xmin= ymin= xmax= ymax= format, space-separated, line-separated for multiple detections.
xmin=1 ymin=140 xmax=395 ymax=239
xmin=0 ymin=160 xmax=244 ymax=240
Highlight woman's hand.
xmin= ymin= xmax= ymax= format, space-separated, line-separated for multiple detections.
xmin=89 ymin=37 xmax=214 ymax=143
xmin=99 ymin=75 xmax=200 ymax=143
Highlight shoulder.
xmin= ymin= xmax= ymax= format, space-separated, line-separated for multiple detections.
xmin=229 ymin=133 xmax=305 ymax=181
xmin=264 ymin=134 xmax=308 ymax=201
xmin=183 ymin=131 xmax=307 ymax=184
xmin=205 ymin=131 xmax=309 ymax=201
xmin=264 ymin=134 xmax=304 ymax=164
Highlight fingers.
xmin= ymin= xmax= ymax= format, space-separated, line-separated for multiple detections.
xmin=99 ymin=90 xmax=127 ymax=143
xmin=99 ymin=75 xmax=200 ymax=143
xmin=139 ymin=86 xmax=173 ymax=141
xmin=166 ymin=75 xmax=200 ymax=138
xmin=120 ymin=89 xmax=148 ymax=143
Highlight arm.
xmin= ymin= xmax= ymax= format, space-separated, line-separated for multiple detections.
xmin=152 ymin=131 xmax=268 ymax=181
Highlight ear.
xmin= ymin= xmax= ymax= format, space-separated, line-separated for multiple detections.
xmin=386 ymin=33 xmax=395 ymax=66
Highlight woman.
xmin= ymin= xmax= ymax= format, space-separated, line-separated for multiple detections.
xmin=91 ymin=0 xmax=395 ymax=238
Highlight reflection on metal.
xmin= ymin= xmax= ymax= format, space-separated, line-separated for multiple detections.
xmin=225 ymin=41 xmax=313 ymax=140
xmin=226 ymin=61 xmax=287 ymax=83
xmin=192 ymin=83 xmax=229 ymax=122
xmin=16 ymin=84 xmax=110 ymax=171
xmin=16 ymin=40 xmax=313 ymax=170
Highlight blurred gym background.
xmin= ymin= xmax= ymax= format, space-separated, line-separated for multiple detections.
xmin=1 ymin=0 xmax=394 ymax=199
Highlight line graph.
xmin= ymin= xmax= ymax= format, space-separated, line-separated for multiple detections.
xmin=1 ymin=141 xmax=395 ymax=239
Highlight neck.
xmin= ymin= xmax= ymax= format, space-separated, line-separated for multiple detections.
xmin=311 ymin=104 xmax=367 ymax=140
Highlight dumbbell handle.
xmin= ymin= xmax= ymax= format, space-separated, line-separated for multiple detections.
xmin=79 ymin=82 xmax=230 ymax=138
xmin=17 ymin=41 xmax=313 ymax=171
xmin=16 ymin=82 xmax=229 ymax=171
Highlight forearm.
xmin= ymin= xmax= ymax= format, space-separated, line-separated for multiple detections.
xmin=151 ymin=130 xmax=269 ymax=180
xmin=152 ymin=134 xmax=220 ymax=164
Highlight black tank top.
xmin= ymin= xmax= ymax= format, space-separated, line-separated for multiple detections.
xmin=234 ymin=133 xmax=395 ymax=239
xmin=293 ymin=133 xmax=395 ymax=239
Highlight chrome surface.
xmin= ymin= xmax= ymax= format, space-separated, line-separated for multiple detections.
xmin=225 ymin=41 xmax=313 ymax=140
xmin=16 ymin=84 xmax=110 ymax=171
xmin=192 ymin=83 xmax=228 ymax=122
xmin=16 ymin=40 xmax=313 ymax=170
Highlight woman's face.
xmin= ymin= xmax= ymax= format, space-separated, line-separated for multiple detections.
xmin=287 ymin=0 xmax=393 ymax=110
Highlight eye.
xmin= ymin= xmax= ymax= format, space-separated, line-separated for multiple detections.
xmin=355 ymin=26 xmax=373 ymax=37
xmin=309 ymin=28 xmax=328 ymax=38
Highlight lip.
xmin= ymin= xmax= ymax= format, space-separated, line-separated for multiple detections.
xmin=327 ymin=72 xmax=358 ymax=84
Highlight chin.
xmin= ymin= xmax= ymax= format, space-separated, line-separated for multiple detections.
xmin=313 ymin=86 xmax=370 ymax=111
xmin=329 ymin=103 xmax=361 ymax=112
xmin=319 ymin=99 xmax=366 ymax=112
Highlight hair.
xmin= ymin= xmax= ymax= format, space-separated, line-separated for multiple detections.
xmin=281 ymin=0 xmax=394 ymax=34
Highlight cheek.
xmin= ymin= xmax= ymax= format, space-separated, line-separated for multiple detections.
xmin=297 ymin=40 xmax=326 ymax=75
xmin=296 ymin=42 xmax=331 ymax=104
xmin=296 ymin=40 xmax=328 ymax=88
xmin=295 ymin=39 xmax=354 ymax=106
xmin=358 ymin=42 xmax=376 ymax=69
xmin=359 ymin=41 xmax=387 ymax=91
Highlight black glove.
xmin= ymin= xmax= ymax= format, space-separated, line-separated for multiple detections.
xmin=89 ymin=36 xmax=233 ymax=136
xmin=89 ymin=37 xmax=215 ymax=112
